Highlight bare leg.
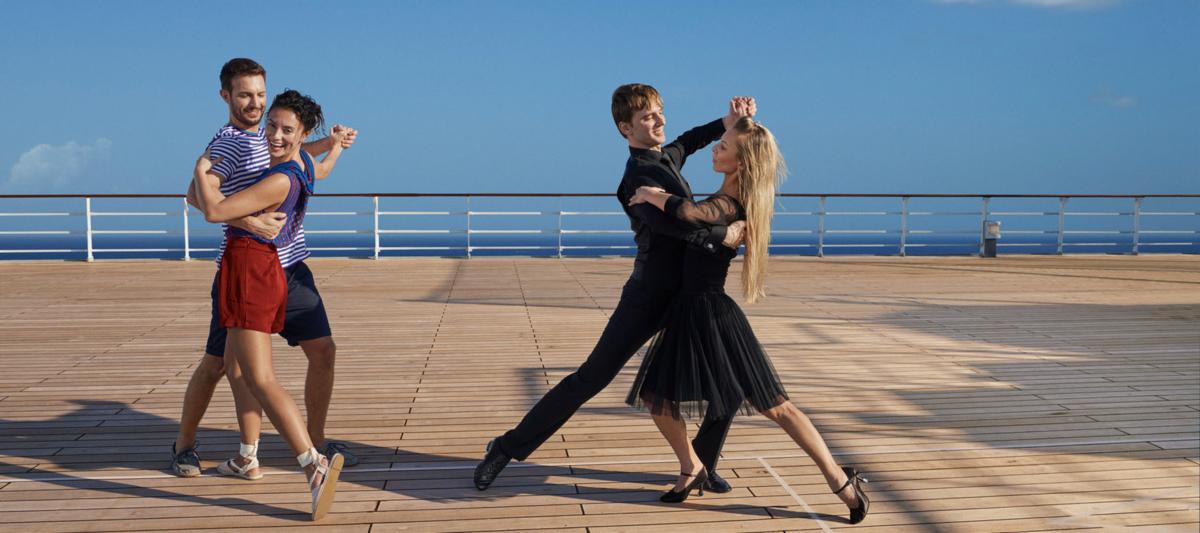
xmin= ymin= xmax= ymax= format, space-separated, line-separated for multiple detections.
xmin=299 ymin=337 xmax=336 ymax=447
xmin=174 ymin=354 xmax=225 ymax=452
xmin=223 ymin=350 xmax=264 ymax=475
xmin=226 ymin=328 xmax=314 ymax=457
xmin=650 ymin=411 xmax=703 ymax=491
xmin=762 ymin=402 xmax=856 ymax=507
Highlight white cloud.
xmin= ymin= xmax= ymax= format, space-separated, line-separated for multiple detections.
xmin=4 ymin=138 xmax=112 ymax=193
xmin=1091 ymin=94 xmax=1137 ymax=108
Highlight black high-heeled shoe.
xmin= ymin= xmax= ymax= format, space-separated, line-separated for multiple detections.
xmin=834 ymin=466 xmax=870 ymax=524
xmin=660 ymin=467 xmax=708 ymax=503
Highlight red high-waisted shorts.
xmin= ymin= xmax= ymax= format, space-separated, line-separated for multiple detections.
xmin=218 ymin=236 xmax=286 ymax=334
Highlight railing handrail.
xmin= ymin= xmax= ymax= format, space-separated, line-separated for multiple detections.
xmin=1 ymin=193 xmax=1196 ymax=260
xmin=1 ymin=193 xmax=1198 ymax=199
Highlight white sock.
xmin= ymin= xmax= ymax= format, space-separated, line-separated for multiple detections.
xmin=239 ymin=440 xmax=258 ymax=459
xmin=297 ymin=447 xmax=322 ymax=468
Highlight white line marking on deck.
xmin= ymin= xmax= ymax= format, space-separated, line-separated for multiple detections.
xmin=758 ymin=456 xmax=833 ymax=533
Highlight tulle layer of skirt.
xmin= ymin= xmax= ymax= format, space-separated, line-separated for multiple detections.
xmin=626 ymin=291 xmax=789 ymax=420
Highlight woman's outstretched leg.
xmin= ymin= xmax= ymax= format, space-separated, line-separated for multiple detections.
xmin=761 ymin=401 xmax=859 ymax=507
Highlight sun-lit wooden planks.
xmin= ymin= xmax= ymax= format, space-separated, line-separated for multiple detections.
xmin=0 ymin=255 xmax=1197 ymax=532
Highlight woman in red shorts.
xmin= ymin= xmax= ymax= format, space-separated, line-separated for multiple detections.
xmin=192 ymin=89 xmax=346 ymax=521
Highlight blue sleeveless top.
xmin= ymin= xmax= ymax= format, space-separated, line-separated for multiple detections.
xmin=226 ymin=150 xmax=315 ymax=248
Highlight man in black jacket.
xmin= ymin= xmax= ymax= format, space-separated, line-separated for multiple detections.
xmin=475 ymin=84 xmax=753 ymax=491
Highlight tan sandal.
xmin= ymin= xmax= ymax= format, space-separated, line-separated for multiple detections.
xmin=309 ymin=452 xmax=344 ymax=521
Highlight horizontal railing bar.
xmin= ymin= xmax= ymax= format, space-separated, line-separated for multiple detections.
xmin=769 ymin=244 xmax=817 ymax=248
xmin=998 ymin=242 xmax=1056 ymax=246
xmin=0 ymin=212 xmax=77 ymax=217
xmin=469 ymin=246 xmax=557 ymax=250
xmin=93 ymin=248 xmax=182 ymax=252
xmin=468 ymin=211 xmax=546 ymax=216
xmin=0 ymin=230 xmax=72 ymax=235
xmin=308 ymin=247 xmax=372 ymax=251
xmin=560 ymin=230 xmax=632 ymax=235
xmin=999 ymin=230 xmax=1055 ymax=234
xmin=908 ymin=211 xmax=991 ymax=216
xmin=1142 ymin=212 xmax=1200 ymax=216
xmin=379 ymin=211 xmax=455 ymax=215
xmin=774 ymin=212 xmax=817 ymax=216
xmin=1140 ymin=242 xmax=1199 ymax=246
xmin=379 ymin=246 xmax=467 ymax=251
xmin=772 ymin=230 xmax=816 ymax=234
xmin=907 ymin=230 xmax=980 ymax=235
xmin=307 ymin=211 xmax=369 ymax=216
xmin=1064 ymin=212 xmax=1128 ymax=216
xmin=559 ymin=211 xmax=625 ymax=216
xmin=826 ymin=211 xmax=894 ymax=216
xmin=468 ymin=230 xmax=545 ymax=234
xmin=825 ymin=230 xmax=890 ymax=234
xmin=559 ymin=245 xmax=637 ymax=250
xmin=8 ymin=193 xmax=1199 ymax=198
xmin=1062 ymin=230 xmax=1130 ymax=234
xmin=903 ymin=243 xmax=980 ymax=247
xmin=91 ymin=230 xmax=169 ymax=235
xmin=989 ymin=211 xmax=1057 ymax=216
xmin=821 ymin=244 xmax=889 ymax=247
xmin=0 ymin=249 xmax=84 ymax=253
xmin=1140 ymin=230 xmax=1200 ymax=234
xmin=91 ymin=212 xmax=168 ymax=216
xmin=305 ymin=230 xmax=373 ymax=235
xmin=377 ymin=229 xmax=457 ymax=234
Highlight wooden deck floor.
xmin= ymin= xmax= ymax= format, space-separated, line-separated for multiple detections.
xmin=0 ymin=255 xmax=1197 ymax=532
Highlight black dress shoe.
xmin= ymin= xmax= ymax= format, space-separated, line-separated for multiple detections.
xmin=473 ymin=437 xmax=511 ymax=490
xmin=704 ymin=470 xmax=733 ymax=493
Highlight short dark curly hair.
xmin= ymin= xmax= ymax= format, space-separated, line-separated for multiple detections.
xmin=269 ymin=89 xmax=325 ymax=136
xmin=219 ymin=58 xmax=265 ymax=92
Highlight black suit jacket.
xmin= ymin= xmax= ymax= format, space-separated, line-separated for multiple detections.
xmin=617 ymin=118 xmax=727 ymax=291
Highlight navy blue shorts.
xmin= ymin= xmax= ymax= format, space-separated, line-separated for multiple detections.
xmin=205 ymin=261 xmax=332 ymax=356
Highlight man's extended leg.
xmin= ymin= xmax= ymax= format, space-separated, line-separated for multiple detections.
xmin=299 ymin=336 xmax=336 ymax=448
xmin=474 ymin=280 xmax=669 ymax=490
xmin=692 ymin=408 xmax=735 ymax=492
xmin=171 ymin=353 xmax=225 ymax=477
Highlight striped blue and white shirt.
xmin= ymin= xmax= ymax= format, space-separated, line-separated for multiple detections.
xmin=206 ymin=124 xmax=310 ymax=268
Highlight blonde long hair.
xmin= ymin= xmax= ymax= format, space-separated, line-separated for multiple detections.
xmin=732 ymin=117 xmax=787 ymax=304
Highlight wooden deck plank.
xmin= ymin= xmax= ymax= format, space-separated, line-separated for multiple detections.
xmin=1 ymin=255 xmax=1197 ymax=531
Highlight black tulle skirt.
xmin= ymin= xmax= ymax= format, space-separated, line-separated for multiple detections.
xmin=626 ymin=291 xmax=790 ymax=420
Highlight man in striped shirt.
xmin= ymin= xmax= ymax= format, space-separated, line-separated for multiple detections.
xmin=171 ymin=58 xmax=358 ymax=479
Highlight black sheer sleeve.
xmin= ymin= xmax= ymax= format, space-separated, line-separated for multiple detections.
xmin=664 ymin=194 xmax=742 ymax=226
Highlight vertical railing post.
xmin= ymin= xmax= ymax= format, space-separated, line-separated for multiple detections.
xmin=182 ymin=197 xmax=191 ymax=261
xmin=85 ymin=197 xmax=94 ymax=262
xmin=900 ymin=196 xmax=909 ymax=257
xmin=556 ymin=197 xmax=563 ymax=259
xmin=372 ymin=196 xmax=380 ymax=260
xmin=1132 ymin=196 xmax=1142 ymax=255
xmin=817 ymin=196 xmax=826 ymax=258
xmin=1057 ymin=196 xmax=1067 ymax=255
xmin=979 ymin=196 xmax=990 ymax=257
xmin=465 ymin=196 xmax=472 ymax=259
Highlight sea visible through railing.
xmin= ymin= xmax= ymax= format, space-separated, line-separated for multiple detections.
xmin=1 ymin=193 xmax=1196 ymax=261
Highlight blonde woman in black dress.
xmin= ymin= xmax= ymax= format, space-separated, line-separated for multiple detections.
xmin=626 ymin=117 xmax=869 ymax=524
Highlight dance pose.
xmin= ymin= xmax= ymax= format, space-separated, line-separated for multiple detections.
xmin=191 ymin=89 xmax=348 ymax=521
xmin=171 ymin=58 xmax=358 ymax=484
xmin=625 ymin=118 xmax=870 ymax=523
xmin=474 ymin=84 xmax=748 ymax=491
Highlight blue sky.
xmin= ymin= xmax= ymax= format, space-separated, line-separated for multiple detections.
xmin=0 ymin=0 xmax=1196 ymax=196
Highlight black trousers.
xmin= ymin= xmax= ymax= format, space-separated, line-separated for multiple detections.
xmin=497 ymin=276 xmax=734 ymax=471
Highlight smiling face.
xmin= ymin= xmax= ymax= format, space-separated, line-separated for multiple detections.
xmin=264 ymin=107 xmax=307 ymax=160
xmin=620 ymin=104 xmax=666 ymax=149
xmin=712 ymin=129 xmax=740 ymax=174
xmin=221 ymin=74 xmax=266 ymax=131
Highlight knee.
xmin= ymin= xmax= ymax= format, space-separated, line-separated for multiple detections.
xmin=304 ymin=338 xmax=336 ymax=371
xmin=199 ymin=355 xmax=226 ymax=383
xmin=762 ymin=401 xmax=798 ymax=423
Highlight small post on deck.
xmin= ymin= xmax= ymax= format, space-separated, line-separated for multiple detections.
xmin=85 ymin=197 xmax=94 ymax=262
xmin=817 ymin=196 xmax=826 ymax=258
xmin=556 ymin=197 xmax=564 ymax=259
xmin=1132 ymin=197 xmax=1142 ymax=255
xmin=900 ymin=196 xmax=909 ymax=257
xmin=1057 ymin=196 xmax=1067 ymax=255
xmin=182 ymin=197 xmax=191 ymax=261
xmin=373 ymin=196 xmax=380 ymax=260
xmin=979 ymin=196 xmax=990 ymax=257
